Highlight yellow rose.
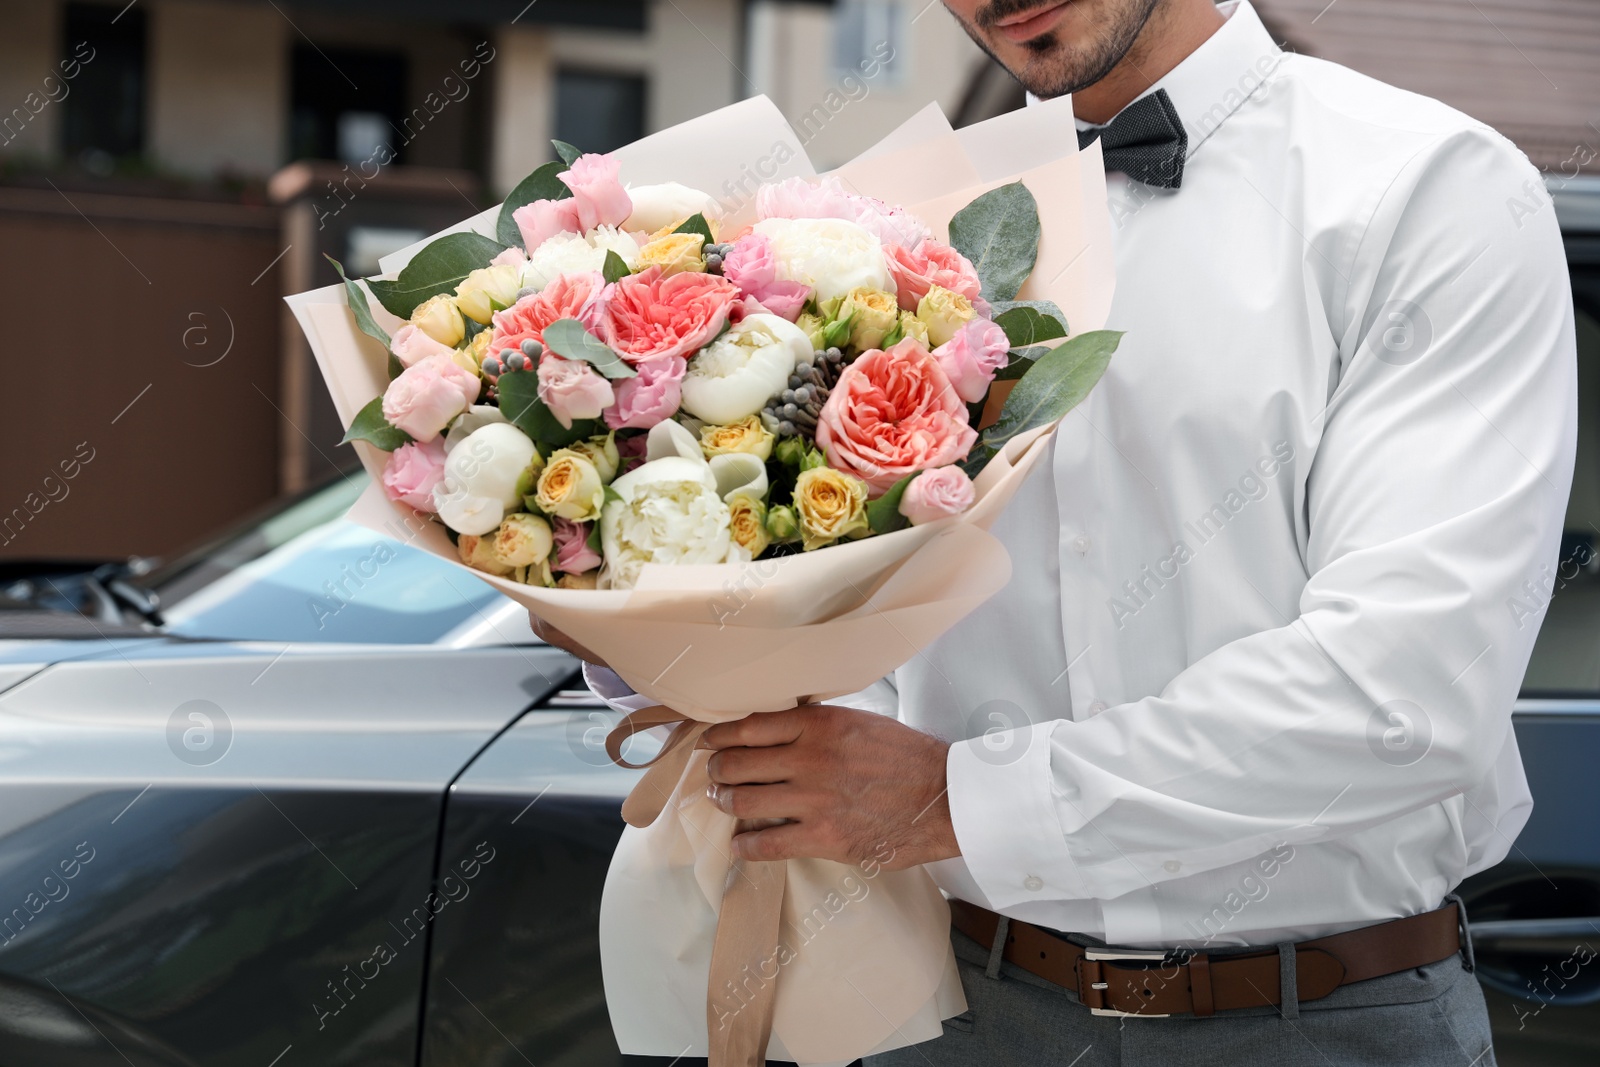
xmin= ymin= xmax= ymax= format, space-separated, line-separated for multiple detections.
xmin=457 ymin=532 xmax=513 ymax=577
xmin=700 ymin=415 xmax=775 ymax=461
xmin=411 ymin=293 xmax=466 ymax=347
xmin=896 ymin=310 xmax=930 ymax=346
xmin=916 ymin=284 xmax=977 ymax=348
xmin=451 ymin=328 xmax=493 ymax=376
xmin=454 ymin=263 xmax=523 ymax=325
xmin=492 ymin=513 xmax=554 ymax=567
xmin=635 ymin=232 xmax=706 ymax=277
xmin=534 ymin=451 xmax=605 ymax=520
xmin=728 ymin=495 xmax=771 ymax=557
xmin=647 ymin=216 xmax=719 ymax=243
xmin=514 ymin=560 xmax=556 ymax=587
xmin=838 ymin=287 xmax=899 ymax=351
xmin=794 ymin=467 xmax=869 ymax=551
xmin=565 ymin=433 xmax=620 ymax=482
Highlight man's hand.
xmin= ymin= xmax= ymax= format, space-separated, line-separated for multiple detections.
xmin=526 ymin=611 xmax=608 ymax=668
xmin=701 ymin=704 xmax=959 ymax=869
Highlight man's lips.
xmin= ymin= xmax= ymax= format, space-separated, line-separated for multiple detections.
xmin=994 ymin=0 xmax=1072 ymax=44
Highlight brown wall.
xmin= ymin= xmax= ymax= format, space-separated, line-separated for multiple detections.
xmin=0 ymin=185 xmax=284 ymax=562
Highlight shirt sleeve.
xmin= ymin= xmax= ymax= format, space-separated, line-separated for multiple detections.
xmin=948 ymin=127 xmax=1579 ymax=909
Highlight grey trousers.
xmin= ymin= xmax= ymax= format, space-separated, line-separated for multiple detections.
xmin=865 ymin=926 xmax=1495 ymax=1067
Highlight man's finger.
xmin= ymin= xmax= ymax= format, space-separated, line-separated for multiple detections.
xmin=700 ymin=709 xmax=805 ymax=751
xmin=706 ymin=744 xmax=798 ymax=785
xmin=707 ymin=782 xmax=811 ymax=821
xmin=730 ymin=820 xmax=815 ymax=863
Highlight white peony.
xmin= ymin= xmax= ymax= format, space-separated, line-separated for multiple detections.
xmin=522 ymin=226 xmax=640 ymax=291
xmin=598 ymin=422 xmax=764 ymax=589
xmin=433 ymin=422 xmax=538 ymax=536
xmin=624 ymin=182 xmax=722 ymax=234
xmin=751 ymin=217 xmax=892 ymax=303
xmin=679 ymin=313 xmax=812 ymax=425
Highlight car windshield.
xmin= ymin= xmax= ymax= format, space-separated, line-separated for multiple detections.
xmin=147 ymin=472 xmax=513 ymax=645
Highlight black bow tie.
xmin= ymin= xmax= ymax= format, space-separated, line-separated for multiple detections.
xmin=1077 ymin=89 xmax=1188 ymax=190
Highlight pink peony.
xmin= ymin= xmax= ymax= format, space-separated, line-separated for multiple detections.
xmin=899 ymin=466 xmax=975 ymax=525
xmin=509 ymin=153 xmax=631 ymax=252
xmin=885 ymin=238 xmax=983 ymax=311
xmin=537 ymin=354 xmax=615 ymax=429
xmin=491 ymin=245 xmax=528 ymax=270
xmin=604 ymin=355 xmax=685 ymax=430
xmin=382 ymin=354 xmax=480 ymax=442
xmin=721 ymin=233 xmax=812 ymax=322
xmin=814 ymin=338 xmax=977 ymax=495
xmin=755 ymin=175 xmax=930 ymax=251
xmin=381 ymin=438 xmax=447 ymax=511
xmin=600 ymin=267 xmax=739 ymax=363
xmin=491 ymin=271 xmax=605 ymax=352
xmin=389 ymin=323 xmax=456 ymax=368
xmin=552 ymin=517 xmax=602 ymax=574
xmin=933 ymin=318 xmax=1010 ymax=403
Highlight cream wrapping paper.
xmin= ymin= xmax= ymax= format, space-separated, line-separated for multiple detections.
xmin=289 ymin=94 xmax=1112 ymax=1065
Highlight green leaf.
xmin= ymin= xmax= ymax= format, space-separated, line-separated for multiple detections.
xmin=496 ymin=368 xmax=601 ymax=449
xmin=977 ymin=330 xmax=1123 ymax=459
xmin=602 ymin=249 xmax=632 ymax=285
xmin=552 ymin=139 xmax=583 ymax=165
xmin=866 ymin=473 xmax=917 ymax=535
xmin=542 ymin=318 xmax=637 ymax=379
xmin=992 ymin=345 xmax=1051 ymax=382
xmin=340 ymin=397 xmax=412 ymax=451
xmin=586 ymin=513 xmax=605 ymax=554
xmin=461 ymin=315 xmax=490 ymax=344
xmin=992 ymin=303 xmax=1068 ymax=348
xmin=365 ymin=232 xmax=508 ymax=319
xmin=674 ymin=213 xmax=714 ymax=243
xmin=326 ymin=255 xmax=396 ymax=376
xmin=948 ymin=182 xmax=1041 ymax=303
xmin=496 ymin=161 xmax=572 ymax=247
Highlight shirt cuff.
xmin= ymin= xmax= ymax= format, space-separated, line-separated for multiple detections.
xmin=582 ymin=663 xmax=657 ymax=715
xmin=946 ymin=721 xmax=1089 ymax=910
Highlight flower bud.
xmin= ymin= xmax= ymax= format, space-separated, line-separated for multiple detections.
xmin=764 ymin=503 xmax=799 ymax=543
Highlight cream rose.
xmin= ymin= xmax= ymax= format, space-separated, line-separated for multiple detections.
xmin=411 ymin=293 xmax=466 ymax=347
xmin=751 ymin=217 xmax=892 ymax=303
xmin=728 ymin=494 xmax=771 ymax=557
xmin=700 ymin=415 xmax=775 ymax=461
xmin=680 ymin=313 xmax=812 ymax=425
xmin=836 ymin=287 xmax=899 ymax=351
xmin=534 ymin=450 xmax=606 ymax=521
xmin=916 ymin=284 xmax=977 ymax=348
xmin=634 ymin=232 xmax=706 ymax=277
xmin=454 ymin=263 xmax=523 ymax=325
xmin=492 ymin=512 xmax=555 ymax=566
xmin=794 ymin=466 xmax=869 ymax=551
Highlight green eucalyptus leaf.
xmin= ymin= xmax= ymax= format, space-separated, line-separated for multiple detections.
xmin=365 ymin=232 xmax=507 ymax=319
xmin=674 ymin=213 xmax=714 ymax=243
xmin=496 ymin=368 xmax=601 ymax=449
xmin=552 ymin=139 xmax=583 ymax=165
xmin=977 ymin=330 xmax=1122 ymax=458
xmin=948 ymin=182 xmax=1041 ymax=303
xmin=326 ymin=254 xmax=392 ymax=349
xmin=496 ymin=161 xmax=572 ymax=247
xmin=866 ymin=473 xmax=917 ymax=535
xmin=340 ymin=397 xmax=412 ymax=451
xmin=602 ymin=249 xmax=632 ymax=285
xmin=992 ymin=302 xmax=1068 ymax=348
xmin=542 ymin=318 xmax=637 ymax=379
xmin=992 ymin=345 xmax=1052 ymax=382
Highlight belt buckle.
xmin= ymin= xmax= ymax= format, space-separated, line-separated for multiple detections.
xmin=1081 ymin=948 xmax=1173 ymax=1018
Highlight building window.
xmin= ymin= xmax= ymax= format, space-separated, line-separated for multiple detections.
xmin=290 ymin=46 xmax=408 ymax=166
xmin=60 ymin=2 xmax=147 ymax=171
xmin=554 ymin=69 xmax=647 ymax=156
xmin=833 ymin=0 xmax=906 ymax=86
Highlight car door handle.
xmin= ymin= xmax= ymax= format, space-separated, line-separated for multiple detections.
xmin=1470 ymin=917 xmax=1600 ymax=953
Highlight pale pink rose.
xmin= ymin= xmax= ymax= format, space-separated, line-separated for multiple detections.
xmin=815 ymin=338 xmax=977 ymax=495
xmin=390 ymin=323 xmax=456 ymax=368
xmin=560 ymin=153 xmax=633 ymax=231
xmin=513 ymin=198 xmax=585 ymax=252
xmin=899 ymin=466 xmax=975 ymax=525
xmin=491 ymin=246 xmax=528 ymax=270
xmin=755 ymin=176 xmax=929 ymax=251
xmin=933 ymin=318 xmax=1010 ymax=403
xmin=552 ymin=517 xmax=602 ymax=574
xmin=604 ymin=355 xmax=685 ymax=430
xmin=381 ymin=438 xmax=447 ymax=511
xmin=600 ymin=267 xmax=739 ymax=363
xmin=885 ymin=238 xmax=983 ymax=311
xmin=851 ymin=194 xmax=932 ymax=251
xmin=721 ymin=232 xmax=812 ymax=322
xmin=382 ymin=354 xmax=480 ymax=442
xmin=537 ymin=354 xmax=615 ymax=429
xmin=492 ymin=271 xmax=605 ymax=353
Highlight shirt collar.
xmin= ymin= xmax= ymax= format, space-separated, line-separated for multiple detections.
xmin=1030 ymin=0 xmax=1283 ymax=157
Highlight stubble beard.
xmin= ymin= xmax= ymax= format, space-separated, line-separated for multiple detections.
xmin=958 ymin=0 xmax=1164 ymax=99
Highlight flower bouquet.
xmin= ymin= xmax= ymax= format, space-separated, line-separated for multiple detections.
xmin=290 ymin=95 xmax=1113 ymax=1066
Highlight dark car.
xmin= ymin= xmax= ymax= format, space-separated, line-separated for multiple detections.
xmin=1 ymin=176 xmax=1597 ymax=1066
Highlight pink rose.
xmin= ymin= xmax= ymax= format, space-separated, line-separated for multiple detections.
xmin=600 ymin=267 xmax=739 ymax=363
xmin=513 ymin=198 xmax=585 ymax=253
xmin=885 ymin=238 xmax=983 ymax=311
xmin=814 ymin=338 xmax=977 ymax=495
xmin=381 ymin=438 xmax=447 ymax=511
xmin=560 ymin=153 xmax=633 ymax=231
xmin=381 ymin=354 xmax=480 ymax=442
xmin=552 ymin=518 xmax=602 ymax=574
xmin=721 ymin=233 xmax=812 ymax=322
xmin=389 ymin=323 xmax=457 ymax=368
xmin=899 ymin=466 xmax=975 ymax=525
xmin=537 ymin=354 xmax=615 ymax=429
xmin=604 ymin=355 xmax=685 ymax=430
xmin=491 ymin=246 xmax=528 ymax=270
xmin=933 ymin=318 xmax=1010 ymax=403
xmin=492 ymin=271 xmax=605 ymax=353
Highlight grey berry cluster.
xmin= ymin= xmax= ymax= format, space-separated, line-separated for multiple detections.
xmin=482 ymin=337 xmax=543 ymax=379
xmin=703 ymin=242 xmax=733 ymax=273
xmin=762 ymin=347 xmax=846 ymax=436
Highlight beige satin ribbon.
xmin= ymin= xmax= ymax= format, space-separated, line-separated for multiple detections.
xmin=606 ymin=706 xmax=786 ymax=1067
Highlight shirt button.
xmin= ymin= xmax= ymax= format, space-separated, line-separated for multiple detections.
xmin=1163 ymin=860 xmax=1182 ymax=873
xmin=1088 ymin=701 xmax=1108 ymax=715
xmin=1023 ymin=875 xmax=1044 ymax=892
xmin=1073 ymin=535 xmax=1091 ymax=554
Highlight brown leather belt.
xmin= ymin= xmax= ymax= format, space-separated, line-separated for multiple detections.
xmin=949 ymin=899 xmax=1464 ymax=1018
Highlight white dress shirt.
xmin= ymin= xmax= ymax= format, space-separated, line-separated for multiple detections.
xmin=593 ymin=0 xmax=1577 ymax=952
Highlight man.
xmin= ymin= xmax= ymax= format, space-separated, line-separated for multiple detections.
xmin=544 ymin=0 xmax=1577 ymax=1062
